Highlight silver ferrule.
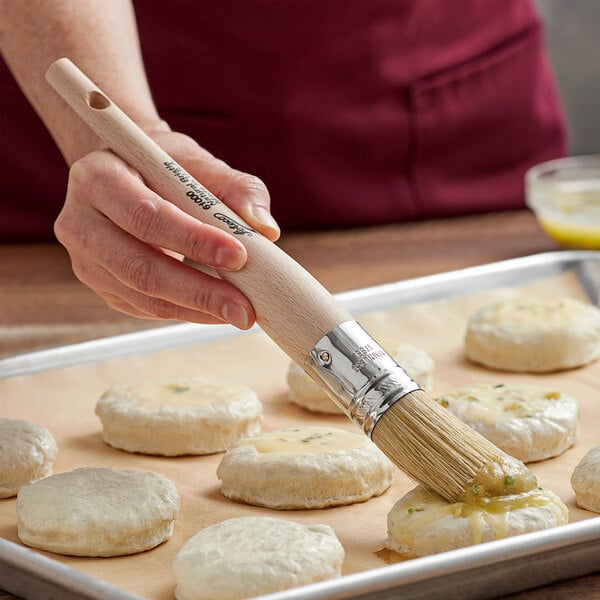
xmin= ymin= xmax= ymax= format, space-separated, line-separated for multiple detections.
xmin=304 ymin=321 xmax=421 ymax=437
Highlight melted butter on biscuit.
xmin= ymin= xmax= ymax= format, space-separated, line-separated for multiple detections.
xmin=385 ymin=483 xmax=568 ymax=559
xmin=108 ymin=379 xmax=243 ymax=409
xmin=484 ymin=298 xmax=577 ymax=329
xmin=403 ymin=487 xmax=566 ymax=547
xmin=249 ymin=427 xmax=368 ymax=455
xmin=437 ymin=383 xmax=564 ymax=426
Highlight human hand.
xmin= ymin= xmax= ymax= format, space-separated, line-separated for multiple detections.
xmin=54 ymin=129 xmax=280 ymax=329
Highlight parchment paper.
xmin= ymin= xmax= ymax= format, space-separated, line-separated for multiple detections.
xmin=1 ymin=271 xmax=598 ymax=600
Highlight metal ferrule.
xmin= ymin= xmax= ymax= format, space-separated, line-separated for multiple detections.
xmin=304 ymin=321 xmax=421 ymax=437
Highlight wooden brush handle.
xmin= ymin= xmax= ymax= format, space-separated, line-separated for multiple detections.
xmin=46 ymin=58 xmax=351 ymax=365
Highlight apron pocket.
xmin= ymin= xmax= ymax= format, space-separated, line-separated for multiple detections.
xmin=408 ymin=22 xmax=566 ymax=218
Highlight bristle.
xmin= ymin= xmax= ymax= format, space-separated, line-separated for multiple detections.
xmin=371 ymin=389 xmax=510 ymax=502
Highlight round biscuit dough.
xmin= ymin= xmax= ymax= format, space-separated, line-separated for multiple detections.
xmin=436 ymin=382 xmax=579 ymax=462
xmin=217 ymin=426 xmax=394 ymax=509
xmin=0 ymin=418 xmax=58 ymax=498
xmin=172 ymin=516 xmax=344 ymax=600
xmin=571 ymin=446 xmax=600 ymax=513
xmin=95 ymin=376 xmax=262 ymax=456
xmin=464 ymin=296 xmax=600 ymax=372
xmin=385 ymin=484 xmax=568 ymax=558
xmin=287 ymin=341 xmax=434 ymax=414
xmin=16 ymin=467 xmax=179 ymax=556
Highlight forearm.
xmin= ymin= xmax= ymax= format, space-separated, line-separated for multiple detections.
xmin=0 ymin=0 xmax=163 ymax=165
xmin=0 ymin=0 xmax=279 ymax=330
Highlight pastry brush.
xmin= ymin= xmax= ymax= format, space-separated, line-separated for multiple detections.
xmin=45 ymin=57 xmax=536 ymax=502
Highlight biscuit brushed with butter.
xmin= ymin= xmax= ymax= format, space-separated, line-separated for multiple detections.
xmin=95 ymin=376 xmax=262 ymax=456
xmin=385 ymin=484 xmax=568 ymax=558
xmin=217 ymin=426 xmax=394 ymax=509
xmin=436 ymin=383 xmax=579 ymax=463
xmin=465 ymin=296 xmax=600 ymax=372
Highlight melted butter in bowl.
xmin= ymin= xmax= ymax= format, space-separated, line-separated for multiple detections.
xmin=526 ymin=155 xmax=600 ymax=249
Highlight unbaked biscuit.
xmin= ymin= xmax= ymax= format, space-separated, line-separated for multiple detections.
xmin=17 ymin=467 xmax=179 ymax=556
xmin=217 ymin=425 xmax=394 ymax=509
xmin=436 ymin=382 xmax=579 ymax=462
xmin=95 ymin=376 xmax=262 ymax=456
xmin=465 ymin=296 xmax=600 ymax=372
xmin=571 ymin=446 xmax=600 ymax=513
xmin=287 ymin=341 xmax=434 ymax=414
xmin=172 ymin=516 xmax=344 ymax=600
xmin=0 ymin=418 xmax=58 ymax=498
xmin=385 ymin=484 xmax=568 ymax=558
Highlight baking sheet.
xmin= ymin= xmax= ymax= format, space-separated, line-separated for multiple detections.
xmin=1 ymin=250 xmax=599 ymax=600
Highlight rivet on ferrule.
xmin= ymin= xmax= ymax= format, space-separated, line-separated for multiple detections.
xmin=318 ymin=350 xmax=332 ymax=365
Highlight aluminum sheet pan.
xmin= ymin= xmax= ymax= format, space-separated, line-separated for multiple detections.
xmin=1 ymin=250 xmax=599 ymax=600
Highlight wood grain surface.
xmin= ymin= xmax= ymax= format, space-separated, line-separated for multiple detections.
xmin=1 ymin=210 xmax=598 ymax=599
xmin=0 ymin=210 xmax=560 ymax=358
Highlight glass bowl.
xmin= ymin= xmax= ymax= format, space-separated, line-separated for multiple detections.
xmin=525 ymin=155 xmax=600 ymax=249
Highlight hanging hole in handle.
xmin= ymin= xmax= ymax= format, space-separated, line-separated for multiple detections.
xmin=87 ymin=91 xmax=111 ymax=110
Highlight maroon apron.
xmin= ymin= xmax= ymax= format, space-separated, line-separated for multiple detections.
xmin=0 ymin=0 xmax=566 ymax=240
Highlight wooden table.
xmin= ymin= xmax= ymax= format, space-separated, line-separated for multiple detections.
xmin=1 ymin=210 xmax=598 ymax=599
xmin=0 ymin=209 xmax=565 ymax=357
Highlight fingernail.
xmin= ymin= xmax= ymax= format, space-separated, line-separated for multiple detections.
xmin=222 ymin=302 xmax=250 ymax=329
xmin=250 ymin=206 xmax=280 ymax=234
xmin=215 ymin=246 xmax=245 ymax=271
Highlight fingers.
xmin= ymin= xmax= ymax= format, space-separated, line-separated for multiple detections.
xmin=55 ymin=151 xmax=256 ymax=329
xmin=74 ymin=257 xmax=245 ymax=327
xmin=71 ymin=226 xmax=253 ymax=328
xmin=211 ymin=167 xmax=281 ymax=242
xmin=154 ymin=132 xmax=281 ymax=242
xmin=66 ymin=151 xmax=248 ymax=272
